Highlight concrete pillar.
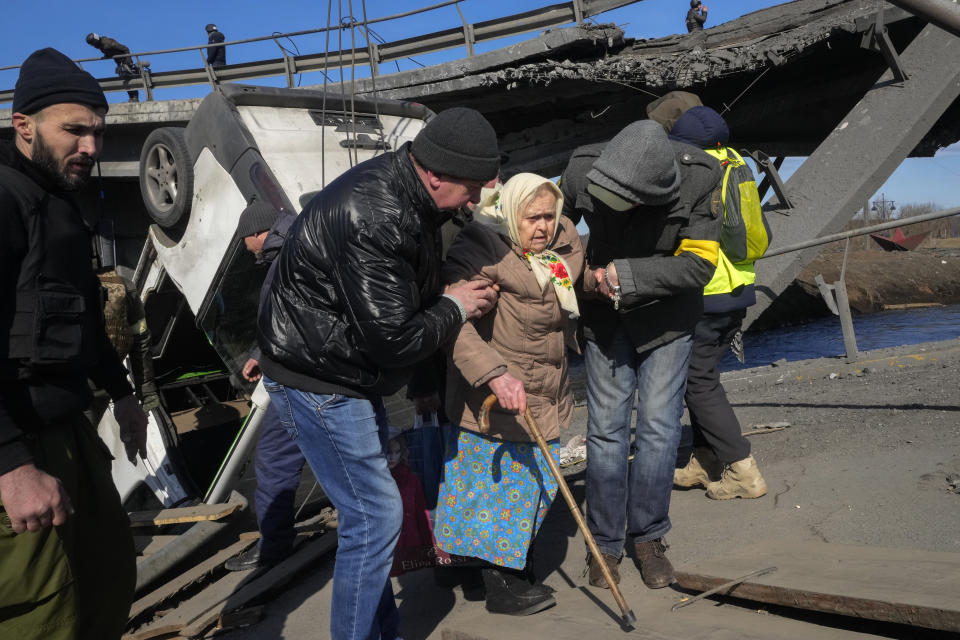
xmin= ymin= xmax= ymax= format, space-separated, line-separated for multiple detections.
xmin=747 ymin=23 xmax=960 ymax=328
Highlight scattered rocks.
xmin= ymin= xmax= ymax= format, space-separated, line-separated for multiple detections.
xmin=947 ymin=473 xmax=960 ymax=494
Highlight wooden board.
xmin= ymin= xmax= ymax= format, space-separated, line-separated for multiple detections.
xmin=124 ymin=567 xmax=256 ymax=640
xmin=177 ymin=531 xmax=338 ymax=638
xmin=170 ymin=400 xmax=250 ymax=435
xmin=675 ymin=540 xmax=960 ymax=632
xmin=128 ymin=538 xmax=255 ymax=622
xmin=125 ymin=532 xmax=337 ymax=640
xmin=134 ymin=535 xmax=180 ymax=556
xmin=128 ymin=502 xmax=242 ymax=528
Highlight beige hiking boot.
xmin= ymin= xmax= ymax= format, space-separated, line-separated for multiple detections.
xmin=705 ymin=455 xmax=768 ymax=500
xmin=673 ymin=449 xmax=722 ymax=488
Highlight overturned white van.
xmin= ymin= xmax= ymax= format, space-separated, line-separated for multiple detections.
xmin=98 ymin=84 xmax=432 ymax=510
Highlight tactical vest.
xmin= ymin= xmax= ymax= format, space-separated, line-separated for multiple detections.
xmin=701 ymin=147 xmax=769 ymax=300
xmin=0 ymin=166 xmax=97 ymax=374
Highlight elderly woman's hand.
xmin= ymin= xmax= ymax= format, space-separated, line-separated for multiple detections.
xmin=488 ymin=372 xmax=527 ymax=413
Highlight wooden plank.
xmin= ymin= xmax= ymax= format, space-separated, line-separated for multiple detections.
xmin=170 ymin=400 xmax=250 ymax=435
xmin=213 ymin=605 xmax=265 ymax=633
xmin=123 ymin=623 xmax=181 ymax=640
xmin=125 ymin=565 xmax=257 ymax=640
xmin=128 ymin=502 xmax=241 ymax=527
xmin=178 ymin=532 xmax=338 ymax=638
xmin=134 ymin=535 xmax=180 ymax=556
xmin=128 ymin=538 xmax=255 ymax=621
xmin=675 ymin=540 xmax=960 ymax=632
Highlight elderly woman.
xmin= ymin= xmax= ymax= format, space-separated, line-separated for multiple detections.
xmin=434 ymin=173 xmax=584 ymax=616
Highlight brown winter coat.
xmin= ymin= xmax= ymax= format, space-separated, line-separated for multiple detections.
xmin=442 ymin=216 xmax=585 ymax=442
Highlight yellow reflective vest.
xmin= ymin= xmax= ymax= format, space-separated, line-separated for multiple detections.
xmin=701 ymin=146 xmax=768 ymax=307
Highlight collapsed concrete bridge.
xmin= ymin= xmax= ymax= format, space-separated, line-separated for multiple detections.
xmin=2 ymin=0 xmax=959 ymax=327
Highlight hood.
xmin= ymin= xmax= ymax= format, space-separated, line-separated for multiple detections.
xmin=0 ymin=139 xmax=57 ymax=193
xmin=0 ymin=139 xmax=21 ymax=170
xmin=668 ymin=106 xmax=730 ymax=148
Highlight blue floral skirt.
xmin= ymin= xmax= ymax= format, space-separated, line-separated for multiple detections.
xmin=433 ymin=427 xmax=560 ymax=569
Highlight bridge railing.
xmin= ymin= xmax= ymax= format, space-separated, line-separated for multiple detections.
xmin=0 ymin=0 xmax=638 ymax=106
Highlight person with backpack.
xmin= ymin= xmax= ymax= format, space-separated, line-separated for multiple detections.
xmin=664 ymin=105 xmax=770 ymax=500
xmin=85 ymin=33 xmax=140 ymax=103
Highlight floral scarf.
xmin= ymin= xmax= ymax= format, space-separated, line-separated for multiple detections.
xmin=474 ymin=173 xmax=580 ymax=319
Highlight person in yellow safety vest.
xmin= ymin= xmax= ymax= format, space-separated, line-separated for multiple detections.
xmin=665 ymin=105 xmax=770 ymax=501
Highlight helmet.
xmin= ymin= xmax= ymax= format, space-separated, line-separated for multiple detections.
xmin=85 ymin=33 xmax=100 ymax=45
xmin=205 ymin=23 xmax=217 ymax=33
xmin=690 ymin=0 xmax=701 ymax=6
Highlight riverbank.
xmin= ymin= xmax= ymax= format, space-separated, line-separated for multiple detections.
xmin=223 ymin=337 xmax=960 ymax=639
xmin=754 ymin=241 xmax=960 ymax=329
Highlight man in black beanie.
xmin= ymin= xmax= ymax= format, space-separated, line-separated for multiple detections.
xmin=0 ymin=47 xmax=147 ymax=639
xmin=223 ymin=201 xmax=308 ymax=573
xmin=256 ymin=107 xmax=500 ymax=639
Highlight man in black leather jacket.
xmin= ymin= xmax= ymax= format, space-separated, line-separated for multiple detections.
xmin=257 ymin=107 xmax=500 ymax=640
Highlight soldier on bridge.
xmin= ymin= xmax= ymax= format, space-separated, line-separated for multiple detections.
xmin=85 ymin=33 xmax=140 ymax=103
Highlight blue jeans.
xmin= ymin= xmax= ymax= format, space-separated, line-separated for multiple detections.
xmin=263 ymin=376 xmax=401 ymax=640
xmin=584 ymin=329 xmax=693 ymax=557
xmin=253 ymin=405 xmax=306 ymax=561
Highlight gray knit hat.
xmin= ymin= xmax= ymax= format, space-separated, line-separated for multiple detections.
xmin=411 ymin=107 xmax=499 ymax=182
xmin=586 ymin=120 xmax=681 ymax=211
xmin=236 ymin=201 xmax=277 ymax=238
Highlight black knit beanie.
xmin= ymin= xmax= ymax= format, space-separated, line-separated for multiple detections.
xmin=13 ymin=48 xmax=108 ymax=115
xmin=411 ymin=107 xmax=499 ymax=181
xmin=236 ymin=201 xmax=278 ymax=238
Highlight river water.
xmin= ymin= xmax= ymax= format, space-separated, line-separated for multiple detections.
xmin=719 ymin=303 xmax=960 ymax=371
xmin=567 ymin=303 xmax=960 ymax=403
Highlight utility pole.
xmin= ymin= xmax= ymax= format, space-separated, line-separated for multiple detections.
xmin=871 ymin=193 xmax=896 ymax=223
xmin=870 ymin=194 xmax=896 ymax=250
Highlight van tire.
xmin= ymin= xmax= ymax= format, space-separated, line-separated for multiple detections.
xmin=140 ymin=127 xmax=193 ymax=230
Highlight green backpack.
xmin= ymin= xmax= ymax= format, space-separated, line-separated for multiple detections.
xmin=703 ymin=147 xmax=770 ymax=263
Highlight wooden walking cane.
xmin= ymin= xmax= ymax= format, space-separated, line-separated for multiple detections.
xmin=479 ymin=394 xmax=637 ymax=627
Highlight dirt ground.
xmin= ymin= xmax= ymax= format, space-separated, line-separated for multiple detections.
xmin=221 ymin=337 xmax=960 ymax=640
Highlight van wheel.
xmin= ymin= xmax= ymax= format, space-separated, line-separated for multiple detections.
xmin=140 ymin=127 xmax=193 ymax=230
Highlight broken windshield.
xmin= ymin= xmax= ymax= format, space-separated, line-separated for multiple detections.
xmin=196 ymin=240 xmax=268 ymax=393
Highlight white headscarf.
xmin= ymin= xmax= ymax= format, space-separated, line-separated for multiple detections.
xmin=474 ymin=173 xmax=579 ymax=319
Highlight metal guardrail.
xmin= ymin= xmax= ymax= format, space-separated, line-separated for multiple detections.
xmin=759 ymin=206 xmax=960 ymax=258
xmin=0 ymin=0 xmax=639 ymax=105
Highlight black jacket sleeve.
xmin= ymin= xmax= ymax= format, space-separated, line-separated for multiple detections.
xmin=334 ymin=205 xmax=462 ymax=369
xmin=0 ymin=187 xmax=33 ymax=474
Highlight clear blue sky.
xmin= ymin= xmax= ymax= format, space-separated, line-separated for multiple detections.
xmin=2 ymin=0 xmax=957 ymax=212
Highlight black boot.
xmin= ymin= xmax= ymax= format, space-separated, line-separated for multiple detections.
xmin=482 ymin=566 xmax=556 ymax=616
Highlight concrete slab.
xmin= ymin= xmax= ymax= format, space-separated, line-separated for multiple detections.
xmin=158 ymin=337 xmax=960 ymax=639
